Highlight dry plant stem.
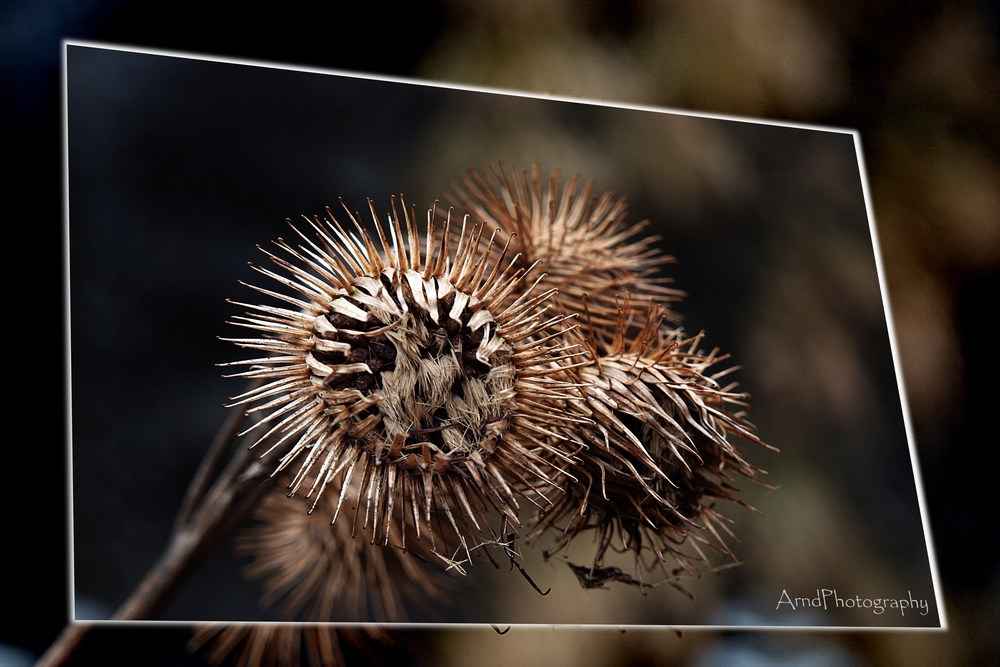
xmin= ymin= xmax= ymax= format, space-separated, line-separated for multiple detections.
xmin=113 ymin=435 xmax=276 ymax=619
xmin=174 ymin=394 xmax=256 ymax=532
xmin=34 ymin=623 xmax=91 ymax=667
xmin=39 ymin=381 xmax=277 ymax=667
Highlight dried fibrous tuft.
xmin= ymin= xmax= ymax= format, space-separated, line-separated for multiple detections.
xmin=222 ymin=199 xmax=582 ymax=563
xmin=454 ymin=163 xmax=685 ymax=328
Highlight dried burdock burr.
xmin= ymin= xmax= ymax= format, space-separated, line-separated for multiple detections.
xmin=221 ymin=199 xmax=583 ymax=565
xmin=532 ymin=298 xmax=773 ymax=591
xmin=220 ymin=165 xmax=770 ymax=604
xmin=189 ymin=624 xmax=390 ymax=667
xmin=189 ymin=477 xmax=452 ymax=667
xmin=236 ymin=478 xmax=454 ymax=623
xmin=454 ymin=163 xmax=771 ymax=591
xmin=454 ymin=163 xmax=685 ymax=328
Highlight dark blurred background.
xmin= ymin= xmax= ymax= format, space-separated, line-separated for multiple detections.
xmin=3 ymin=0 xmax=997 ymax=665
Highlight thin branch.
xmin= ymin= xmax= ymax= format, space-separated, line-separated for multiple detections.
xmin=174 ymin=384 xmax=259 ymax=532
xmin=38 ymin=389 xmax=280 ymax=667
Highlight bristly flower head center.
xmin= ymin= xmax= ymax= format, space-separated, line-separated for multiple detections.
xmin=309 ymin=249 xmax=518 ymax=471
xmin=223 ymin=197 xmax=582 ymax=552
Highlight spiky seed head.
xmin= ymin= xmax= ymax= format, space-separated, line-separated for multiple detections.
xmin=236 ymin=479 xmax=455 ymax=623
xmin=453 ymin=163 xmax=685 ymax=328
xmin=452 ymin=163 xmax=775 ymax=590
xmin=189 ymin=477 xmax=436 ymax=666
xmin=189 ymin=624 xmax=387 ymax=667
xmin=222 ymin=199 xmax=583 ymax=561
xmin=529 ymin=301 xmax=772 ymax=590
